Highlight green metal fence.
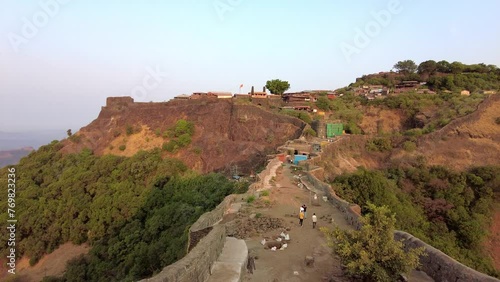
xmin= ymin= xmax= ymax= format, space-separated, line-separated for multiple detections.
xmin=326 ymin=123 xmax=343 ymax=138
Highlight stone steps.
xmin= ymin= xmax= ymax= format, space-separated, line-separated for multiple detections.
xmin=207 ymin=237 xmax=248 ymax=282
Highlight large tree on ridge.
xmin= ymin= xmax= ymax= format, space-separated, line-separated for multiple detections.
xmin=265 ymin=79 xmax=290 ymax=96
xmin=393 ymin=60 xmax=418 ymax=75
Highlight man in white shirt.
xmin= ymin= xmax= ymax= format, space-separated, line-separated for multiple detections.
xmin=312 ymin=213 xmax=317 ymax=228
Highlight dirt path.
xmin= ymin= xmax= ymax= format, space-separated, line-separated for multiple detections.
xmin=241 ymin=163 xmax=434 ymax=282
xmin=242 ymin=164 xmax=349 ymax=282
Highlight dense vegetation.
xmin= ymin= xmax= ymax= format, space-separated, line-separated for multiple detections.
xmin=276 ymin=60 xmax=497 ymax=138
xmin=322 ymin=204 xmax=424 ymax=282
xmin=315 ymin=90 xmax=486 ymax=135
xmin=352 ymin=60 xmax=500 ymax=91
xmin=368 ymin=92 xmax=486 ymax=134
xmin=321 ymin=94 xmax=364 ymax=134
xmin=330 ymin=164 xmax=500 ymax=277
xmin=48 ymin=173 xmax=244 ymax=282
xmin=279 ymin=109 xmax=313 ymax=124
xmin=427 ymin=72 xmax=500 ymax=93
xmin=160 ymin=119 xmax=195 ymax=153
xmin=0 ymin=141 xmax=247 ymax=281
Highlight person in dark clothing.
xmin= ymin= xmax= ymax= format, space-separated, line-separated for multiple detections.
xmin=247 ymin=256 xmax=256 ymax=274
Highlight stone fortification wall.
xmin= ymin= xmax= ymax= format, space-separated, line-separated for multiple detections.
xmin=395 ymin=231 xmax=499 ymax=282
xmin=141 ymin=194 xmax=238 ymax=282
xmin=301 ymin=157 xmax=500 ymax=282
xmin=140 ymin=225 xmax=226 ymax=282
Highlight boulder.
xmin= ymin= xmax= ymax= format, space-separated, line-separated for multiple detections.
xmin=305 ymin=256 xmax=315 ymax=267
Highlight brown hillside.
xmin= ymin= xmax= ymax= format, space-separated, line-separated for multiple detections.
xmin=317 ymin=94 xmax=500 ymax=180
xmin=359 ymin=107 xmax=405 ymax=134
xmin=414 ymin=94 xmax=500 ymax=170
xmin=313 ymin=135 xmax=384 ymax=180
xmin=60 ymin=97 xmax=305 ymax=174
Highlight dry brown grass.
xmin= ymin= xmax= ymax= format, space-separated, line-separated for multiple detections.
xmin=485 ymin=206 xmax=500 ymax=271
xmin=417 ymin=94 xmax=500 ymax=170
xmin=359 ymin=107 xmax=405 ymax=135
xmin=15 ymin=243 xmax=90 ymax=282
xmin=320 ymin=95 xmax=500 ymax=178
xmin=103 ymin=125 xmax=164 ymax=157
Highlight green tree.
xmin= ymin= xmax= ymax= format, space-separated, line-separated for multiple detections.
xmin=322 ymin=204 xmax=425 ymax=282
xmin=393 ymin=60 xmax=417 ymax=74
xmin=174 ymin=119 xmax=194 ymax=137
xmin=486 ymin=64 xmax=498 ymax=72
xmin=344 ymin=122 xmax=362 ymax=134
xmin=443 ymin=75 xmax=456 ymax=90
xmin=177 ymin=133 xmax=192 ymax=147
xmin=403 ymin=141 xmax=417 ymax=152
xmin=417 ymin=60 xmax=438 ymax=75
xmin=450 ymin=61 xmax=465 ymax=74
xmin=303 ymin=127 xmax=317 ymax=137
xmin=437 ymin=60 xmax=451 ymax=73
xmin=265 ymin=79 xmax=290 ymax=95
xmin=315 ymin=96 xmax=330 ymax=111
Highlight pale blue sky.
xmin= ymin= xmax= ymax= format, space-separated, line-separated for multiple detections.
xmin=1 ymin=0 xmax=499 ymax=132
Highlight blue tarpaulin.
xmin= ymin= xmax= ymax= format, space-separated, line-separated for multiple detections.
xmin=293 ymin=155 xmax=308 ymax=165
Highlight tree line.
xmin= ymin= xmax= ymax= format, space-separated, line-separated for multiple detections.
xmin=353 ymin=59 xmax=500 ymax=92
xmin=314 ymin=90 xmax=486 ymax=135
xmin=330 ymin=164 xmax=500 ymax=278
xmin=0 ymin=141 xmax=248 ymax=281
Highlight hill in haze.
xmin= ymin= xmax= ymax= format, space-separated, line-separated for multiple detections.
xmin=0 ymin=147 xmax=34 ymax=168
xmin=0 ymin=130 xmax=67 ymax=151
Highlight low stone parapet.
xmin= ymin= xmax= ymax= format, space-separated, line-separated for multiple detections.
xmin=139 ymin=224 xmax=226 ymax=282
xmin=207 ymin=237 xmax=248 ymax=282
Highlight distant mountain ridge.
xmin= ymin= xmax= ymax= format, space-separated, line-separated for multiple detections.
xmin=0 ymin=130 xmax=66 ymax=150
xmin=0 ymin=147 xmax=34 ymax=168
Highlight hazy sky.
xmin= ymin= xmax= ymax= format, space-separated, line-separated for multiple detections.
xmin=1 ymin=0 xmax=500 ymax=132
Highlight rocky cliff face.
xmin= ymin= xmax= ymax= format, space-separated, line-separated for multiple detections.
xmin=61 ymin=97 xmax=305 ymax=174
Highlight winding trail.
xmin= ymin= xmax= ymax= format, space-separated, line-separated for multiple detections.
xmin=212 ymin=159 xmax=434 ymax=281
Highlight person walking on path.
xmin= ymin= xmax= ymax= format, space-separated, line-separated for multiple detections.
xmin=312 ymin=213 xmax=317 ymax=228
xmin=247 ymin=256 xmax=256 ymax=274
xmin=303 ymin=204 xmax=307 ymax=219
xmin=299 ymin=210 xmax=305 ymax=226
